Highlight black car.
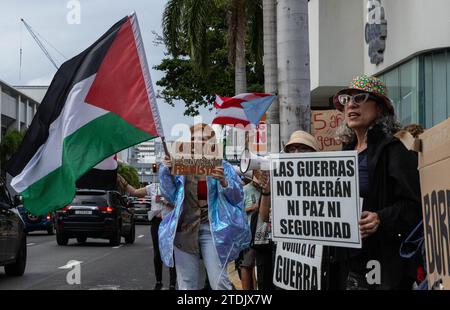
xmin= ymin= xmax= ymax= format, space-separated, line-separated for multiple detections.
xmin=54 ymin=189 xmax=135 ymax=246
xmin=0 ymin=180 xmax=27 ymax=276
xmin=129 ymin=198 xmax=151 ymax=223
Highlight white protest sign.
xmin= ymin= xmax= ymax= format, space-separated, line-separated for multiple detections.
xmin=270 ymin=151 xmax=361 ymax=248
xmin=273 ymin=242 xmax=323 ymax=290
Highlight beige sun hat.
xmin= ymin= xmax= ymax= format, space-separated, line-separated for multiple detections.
xmin=283 ymin=130 xmax=320 ymax=152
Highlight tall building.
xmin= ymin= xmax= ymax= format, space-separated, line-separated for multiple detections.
xmin=0 ymin=79 xmax=40 ymax=139
xmin=129 ymin=139 xmax=164 ymax=185
xmin=12 ymin=86 xmax=48 ymax=104
xmin=309 ymin=0 xmax=450 ymax=128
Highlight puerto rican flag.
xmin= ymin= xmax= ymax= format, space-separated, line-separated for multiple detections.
xmin=212 ymin=93 xmax=276 ymax=127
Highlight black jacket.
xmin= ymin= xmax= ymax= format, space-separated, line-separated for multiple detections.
xmin=337 ymin=124 xmax=422 ymax=289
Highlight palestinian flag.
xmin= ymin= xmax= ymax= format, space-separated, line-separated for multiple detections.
xmin=76 ymin=155 xmax=118 ymax=190
xmin=7 ymin=13 xmax=164 ymax=215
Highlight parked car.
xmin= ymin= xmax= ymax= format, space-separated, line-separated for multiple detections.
xmin=18 ymin=206 xmax=55 ymax=235
xmin=0 ymin=180 xmax=27 ymax=276
xmin=129 ymin=199 xmax=151 ymax=223
xmin=54 ymin=189 xmax=135 ymax=246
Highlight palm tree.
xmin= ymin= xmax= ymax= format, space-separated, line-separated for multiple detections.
xmin=277 ymin=0 xmax=311 ymax=145
xmin=228 ymin=0 xmax=247 ymax=94
xmin=162 ymin=0 xmax=263 ymax=95
xmin=263 ymin=0 xmax=279 ymax=152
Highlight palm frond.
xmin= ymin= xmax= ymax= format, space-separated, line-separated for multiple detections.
xmin=247 ymin=0 xmax=263 ymax=66
xmin=162 ymin=0 xmax=185 ymax=56
xmin=186 ymin=0 xmax=213 ymax=72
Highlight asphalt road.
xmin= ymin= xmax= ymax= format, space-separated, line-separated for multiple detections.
xmin=0 ymin=224 xmax=181 ymax=290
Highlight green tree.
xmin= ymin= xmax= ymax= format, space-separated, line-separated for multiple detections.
xmin=118 ymin=163 xmax=140 ymax=190
xmin=0 ymin=129 xmax=26 ymax=176
xmin=162 ymin=0 xmax=263 ymax=95
xmin=156 ymin=2 xmax=264 ymax=116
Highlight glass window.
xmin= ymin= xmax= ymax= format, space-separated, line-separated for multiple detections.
xmin=379 ymin=49 xmax=450 ymax=129
xmin=424 ymin=54 xmax=434 ymax=128
xmin=421 ymin=50 xmax=450 ymax=128
xmin=432 ymin=52 xmax=447 ymax=124
xmin=384 ymin=67 xmax=400 ymax=116
xmin=400 ymin=58 xmax=419 ymax=125
xmin=379 ymin=58 xmax=419 ymax=126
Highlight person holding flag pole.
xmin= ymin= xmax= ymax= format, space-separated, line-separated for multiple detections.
xmin=7 ymin=13 xmax=166 ymax=217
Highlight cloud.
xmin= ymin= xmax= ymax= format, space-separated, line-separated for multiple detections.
xmin=0 ymin=1 xmax=218 ymax=141
xmin=0 ymin=0 xmax=168 ymax=86
xmin=25 ymin=73 xmax=54 ymax=86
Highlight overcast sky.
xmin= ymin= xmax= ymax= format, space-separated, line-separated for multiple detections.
xmin=0 ymin=0 xmax=214 ymax=140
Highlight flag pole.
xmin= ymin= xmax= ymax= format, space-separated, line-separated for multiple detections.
xmin=161 ymin=136 xmax=171 ymax=159
xmin=222 ymin=125 xmax=227 ymax=160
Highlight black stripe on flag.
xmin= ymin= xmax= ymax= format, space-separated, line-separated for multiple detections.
xmin=7 ymin=16 xmax=129 ymax=177
xmin=76 ymin=168 xmax=118 ymax=191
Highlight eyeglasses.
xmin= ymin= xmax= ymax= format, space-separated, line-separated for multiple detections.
xmin=285 ymin=144 xmax=315 ymax=153
xmin=337 ymin=93 xmax=376 ymax=106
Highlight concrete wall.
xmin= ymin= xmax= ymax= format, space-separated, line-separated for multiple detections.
xmin=317 ymin=0 xmax=364 ymax=86
xmin=1 ymin=92 xmax=17 ymax=119
xmin=13 ymin=86 xmax=48 ymax=103
xmin=309 ymin=0 xmax=450 ymax=106
xmin=309 ymin=0 xmax=320 ymax=90
xmin=0 ymin=80 xmax=40 ymax=139
xmin=365 ymin=0 xmax=450 ymax=75
xmin=309 ymin=0 xmax=365 ymax=105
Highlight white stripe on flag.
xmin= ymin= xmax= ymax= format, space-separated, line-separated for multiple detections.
xmin=94 ymin=155 xmax=118 ymax=170
xmin=11 ymin=75 xmax=109 ymax=193
xmin=130 ymin=13 xmax=164 ymax=138
xmin=215 ymin=107 xmax=248 ymax=121
xmin=215 ymin=95 xmax=224 ymax=106
xmin=231 ymin=93 xmax=261 ymax=101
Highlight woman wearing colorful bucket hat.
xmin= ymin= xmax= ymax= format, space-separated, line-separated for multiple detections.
xmin=331 ymin=75 xmax=422 ymax=290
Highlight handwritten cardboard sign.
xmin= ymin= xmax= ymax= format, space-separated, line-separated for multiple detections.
xmin=171 ymin=142 xmax=222 ymax=176
xmin=418 ymin=118 xmax=450 ymax=290
xmin=311 ymin=110 xmax=344 ymax=151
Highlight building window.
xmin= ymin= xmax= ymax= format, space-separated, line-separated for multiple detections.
xmin=378 ymin=58 xmax=419 ymax=126
xmin=379 ymin=49 xmax=450 ymax=129
xmin=422 ymin=50 xmax=450 ymax=128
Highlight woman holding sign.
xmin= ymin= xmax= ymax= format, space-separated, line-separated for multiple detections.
xmin=333 ymin=75 xmax=421 ymax=290
xmin=258 ymin=130 xmax=320 ymax=290
xmin=158 ymin=123 xmax=251 ymax=290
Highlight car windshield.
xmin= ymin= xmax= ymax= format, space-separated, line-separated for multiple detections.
xmin=72 ymin=194 xmax=107 ymax=206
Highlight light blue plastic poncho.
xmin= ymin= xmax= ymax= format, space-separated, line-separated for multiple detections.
xmin=158 ymin=160 xmax=251 ymax=267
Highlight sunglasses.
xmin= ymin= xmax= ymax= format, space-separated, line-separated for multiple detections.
xmin=285 ymin=144 xmax=315 ymax=153
xmin=338 ymin=93 xmax=377 ymax=106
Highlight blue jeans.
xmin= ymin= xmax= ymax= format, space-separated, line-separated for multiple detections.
xmin=173 ymin=223 xmax=233 ymax=290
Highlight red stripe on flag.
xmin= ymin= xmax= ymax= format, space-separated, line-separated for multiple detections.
xmin=212 ymin=116 xmax=249 ymax=127
xmin=214 ymin=96 xmax=243 ymax=109
xmin=217 ymin=100 xmax=245 ymax=109
xmin=85 ymin=17 xmax=158 ymax=136
xmin=214 ymin=93 xmax=274 ymax=109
